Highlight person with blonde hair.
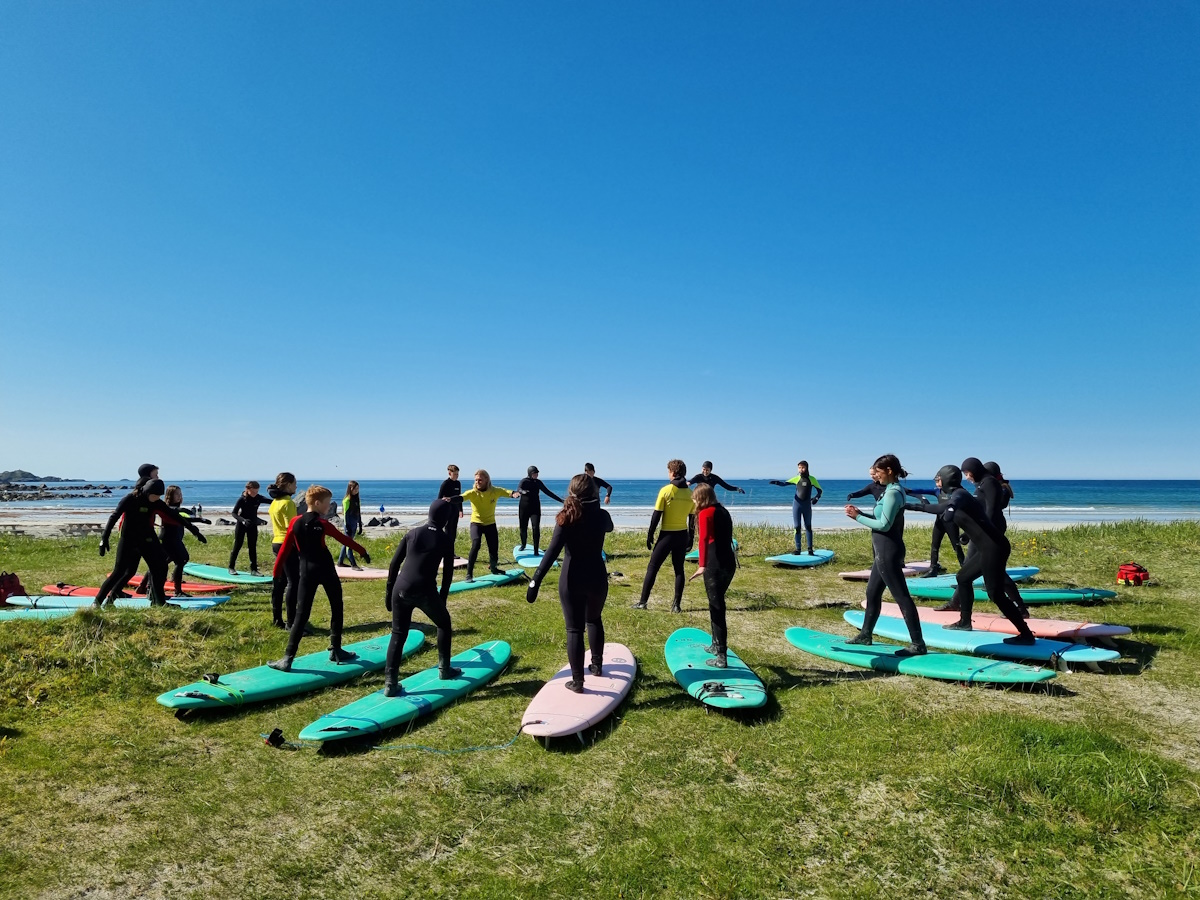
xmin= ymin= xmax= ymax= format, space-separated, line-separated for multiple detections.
xmin=459 ymin=469 xmax=519 ymax=581
xmin=687 ymin=483 xmax=737 ymax=668
xmin=269 ymin=485 xmax=371 ymax=672
xmin=633 ymin=459 xmax=695 ymax=613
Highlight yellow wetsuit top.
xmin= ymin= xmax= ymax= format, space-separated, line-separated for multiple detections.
xmin=460 ymin=485 xmax=513 ymax=526
xmin=270 ymin=495 xmax=297 ymax=544
xmin=654 ymin=483 xmax=695 ymax=532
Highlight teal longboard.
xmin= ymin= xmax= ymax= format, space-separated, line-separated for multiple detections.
xmin=183 ymin=563 xmax=273 ymax=585
xmin=909 ymin=566 xmax=1040 ymax=587
xmin=0 ymin=607 xmax=77 ymax=622
xmin=843 ymin=611 xmax=1120 ymax=667
xmin=664 ymin=627 xmax=767 ymax=709
xmin=905 ymin=582 xmax=1116 ymax=604
xmin=8 ymin=594 xmax=225 ymax=611
xmin=298 ymin=640 xmax=512 ymax=742
xmin=766 ymin=549 xmax=835 ymax=568
xmin=685 ymin=539 xmax=739 ymax=562
xmin=156 ymin=630 xmax=424 ymax=710
xmin=784 ymin=626 xmax=1055 ymax=684
xmin=448 ymin=569 xmax=525 ymax=593
xmin=513 ymin=545 xmax=555 ymax=569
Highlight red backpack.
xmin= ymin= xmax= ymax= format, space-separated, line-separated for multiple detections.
xmin=1116 ymin=563 xmax=1149 ymax=586
xmin=0 ymin=571 xmax=28 ymax=604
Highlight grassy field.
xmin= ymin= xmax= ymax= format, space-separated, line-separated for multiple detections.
xmin=1 ymin=520 xmax=1198 ymax=899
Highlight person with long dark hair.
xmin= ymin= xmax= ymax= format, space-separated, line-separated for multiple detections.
xmin=687 ymin=483 xmax=738 ymax=668
xmin=526 ymin=474 xmax=613 ymax=692
xmin=338 ymin=481 xmax=364 ymax=569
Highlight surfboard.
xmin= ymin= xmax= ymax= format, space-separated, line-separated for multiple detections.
xmin=664 ymin=627 xmax=767 ymax=710
xmin=843 ymin=611 xmax=1120 ymax=666
xmin=513 ymin=545 xmax=554 ymax=569
xmin=156 ymin=630 xmax=424 ymax=710
xmin=448 ymin=569 xmax=525 ymax=593
xmin=904 ymin=582 xmax=1117 ymax=604
xmin=865 ymin=600 xmax=1132 ymax=641
xmin=333 ymin=566 xmax=390 ymax=580
xmin=908 ymin=566 xmax=1040 ymax=587
xmin=9 ymin=594 xmax=225 ymax=610
xmin=298 ymin=639 xmax=512 ymax=743
xmin=521 ymin=643 xmax=636 ymax=741
xmin=183 ymin=564 xmax=273 ymax=585
xmin=44 ymin=582 xmax=229 ymax=599
xmin=784 ymin=626 xmax=1055 ymax=684
xmin=766 ymin=549 xmax=835 ymax=568
xmin=684 ymin=539 xmax=739 ymax=562
xmin=0 ymin=607 xmax=78 ymax=622
xmin=839 ymin=560 xmax=932 ymax=580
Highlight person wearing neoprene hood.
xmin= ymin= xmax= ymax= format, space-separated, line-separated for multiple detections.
xmin=228 ymin=481 xmax=270 ymax=575
xmin=527 ymin=474 xmax=614 ymax=692
xmin=906 ymin=465 xmax=1035 ymax=644
xmin=633 ymin=459 xmax=696 ymax=613
xmin=770 ymin=460 xmax=822 ymax=555
xmin=962 ymin=457 xmax=1029 ymax=618
xmin=382 ymin=499 xmax=461 ymax=696
xmin=687 ymin=483 xmax=738 ymax=668
xmin=688 ymin=462 xmax=746 ymax=494
xmin=437 ymin=465 xmax=464 ymax=544
xmin=517 ymin=466 xmax=564 ymax=556
xmin=583 ymin=464 xmax=612 ymax=505
xmin=843 ymin=455 xmax=926 ymax=655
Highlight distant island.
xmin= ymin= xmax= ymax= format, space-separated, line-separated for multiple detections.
xmin=0 ymin=469 xmax=76 ymax=483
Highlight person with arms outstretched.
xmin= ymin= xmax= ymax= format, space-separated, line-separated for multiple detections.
xmin=517 ymin=465 xmax=563 ymax=555
xmin=689 ymin=461 xmax=746 ymax=494
xmin=770 ymin=460 xmax=822 ymax=555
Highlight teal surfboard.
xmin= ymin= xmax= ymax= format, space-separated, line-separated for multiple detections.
xmin=663 ymin=627 xmax=767 ymax=710
xmin=905 ymin=582 xmax=1116 ymax=604
xmin=183 ymin=563 xmax=273 ymax=585
xmin=298 ymin=640 xmax=512 ymax=742
xmin=156 ymin=630 xmax=424 ymax=710
xmin=909 ymin=566 xmax=1040 ymax=587
xmin=685 ymin=539 xmax=739 ymax=562
xmin=8 ymin=594 xmax=225 ymax=611
xmin=766 ymin=549 xmax=835 ymax=568
xmin=513 ymin=544 xmax=556 ymax=569
xmin=0 ymin=607 xmax=77 ymax=622
xmin=784 ymin=626 xmax=1055 ymax=684
xmin=448 ymin=569 xmax=525 ymax=593
xmin=844 ymin=611 xmax=1120 ymax=666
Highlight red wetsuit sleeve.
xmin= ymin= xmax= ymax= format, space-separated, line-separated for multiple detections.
xmin=697 ymin=507 xmax=714 ymax=568
xmin=273 ymin=517 xmax=300 ymax=576
xmin=321 ymin=519 xmax=366 ymax=556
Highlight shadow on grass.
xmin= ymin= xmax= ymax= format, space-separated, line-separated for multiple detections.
xmin=1106 ymin=638 xmax=1160 ymax=675
xmin=0 ymin=725 xmax=21 ymax=740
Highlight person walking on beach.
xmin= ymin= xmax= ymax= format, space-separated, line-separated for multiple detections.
xmin=687 ymin=483 xmax=738 ymax=668
xmin=770 ymin=460 xmax=823 ymax=555
xmin=688 ymin=461 xmax=746 ymax=494
xmin=459 ymin=470 xmax=520 ymax=581
xmin=228 ymin=481 xmax=271 ymax=575
xmin=526 ymin=474 xmax=614 ymax=692
xmin=633 ymin=459 xmax=696 ymax=613
xmin=583 ymin=463 xmax=613 ymax=505
xmin=268 ymin=472 xmax=299 ymax=629
xmin=843 ymin=455 xmax=926 ymax=655
xmin=517 ymin=466 xmax=563 ymax=556
xmin=269 ymin=485 xmax=371 ymax=671
xmin=437 ymin=465 xmax=464 ymax=546
xmin=337 ymin=481 xmax=364 ymax=569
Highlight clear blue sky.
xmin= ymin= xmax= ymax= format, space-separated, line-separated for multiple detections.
xmin=2 ymin=2 xmax=1196 ymax=480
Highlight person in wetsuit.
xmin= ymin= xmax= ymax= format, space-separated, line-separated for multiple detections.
xmin=770 ymin=460 xmax=823 ymax=555
xmin=517 ymin=466 xmax=564 ymax=555
xmin=687 ymin=483 xmax=738 ymax=668
xmin=382 ymin=499 xmax=461 ymax=696
xmin=962 ymin=457 xmax=1029 ymax=618
xmin=688 ymin=462 xmax=746 ymax=494
xmin=92 ymin=479 xmax=206 ymax=608
xmin=906 ymin=465 xmax=1035 ymax=643
xmin=583 ymin=463 xmax=613 ymax=506
xmin=158 ymin=485 xmax=210 ymax=596
xmin=847 ymin=465 xmax=938 ymax=505
xmin=338 ymin=481 xmax=364 ymax=569
xmin=633 ymin=459 xmax=696 ymax=613
xmin=459 ymin=469 xmax=519 ymax=581
xmin=268 ymin=472 xmax=299 ymax=629
xmin=228 ymin=480 xmax=271 ymax=575
xmin=527 ymin=474 xmax=614 ymax=692
xmin=269 ymin=485 xmax=370 ymax=671
xmin=437 ymin=464 xmax=464 ymax=547
xmin=844 ymin=455 xmax=927 ymax=655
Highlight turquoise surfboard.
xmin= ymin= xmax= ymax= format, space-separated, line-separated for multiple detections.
xmin=182 ymin=564 xmax=273 ymax=585
xmin=766 ymin=549 xmax=835 ymax=568
xmin=156 ymin=630 xmax=424 ymax=710
xmin=909 ymin=566 xmax=1040 ymax=587
xmin=9 ymin=594 xmax=225 ymax=611
xmin=513 ymin=544 xmax=556 ymax=569
xmin=905 ymin=582 xmax=1116 ymax=604
xmin=663 ymin=627 xmax=767 ymax=710
xmin=449 ymin=569 xmax=525 ymax=593
xmin=298 ymin=640 xmax=512 ymax=742
xmin=685 ymin=539 xmax=738 ymax=562
xmin=0 ymin=607 xmax=77 ymax=622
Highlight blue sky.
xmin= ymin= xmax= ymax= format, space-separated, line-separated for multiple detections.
xmin=1 ymin=2 xmax=1196 ymax=480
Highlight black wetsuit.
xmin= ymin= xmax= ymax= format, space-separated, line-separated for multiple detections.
xmin=517 ymin=477 xmax=563 ymax=554
xmin=847 ymin=483 xmax=938 ymax=503
xmin=95 ymin=493 xmax=203 ymax=605
xmin=696 ymin=503 xmax=737 ymax=654
xmin=852 ymin=484 xmax=925 ymax=649
xmin=277 ymin=512 xmax=367 ymax=659
xmin=385 ymin=511 xmax=455 ymax=681
xmin=637 ymin=478 xmax=695 ymax=610
xmin=529 ymin=500 xmax=613 ymax=682
xmin=437 ymin=478 xmax=463 ymax=547
xmin=688 ymin=472 xmax=743 ymax=493
xmin=229 ymin=492 xmax=270 ymax=571
xmin=591 ymin=476 xmax=613 ymax=503
xmin=268 ymin=486 xmax=299 ymax=628
xmin=972 ymin=475 xmax=1029 ymax=616
xmin=158 ymin=504 xmax=201 ymax=594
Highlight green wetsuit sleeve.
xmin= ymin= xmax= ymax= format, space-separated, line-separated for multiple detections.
xmin=855 ymin=488 xmax=903 ymax=532
xmin=811 ymin=476 xmax=822 ymax=496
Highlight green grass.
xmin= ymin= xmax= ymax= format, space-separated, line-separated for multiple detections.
xmin=1 ymin=521 xmax=1198 ymax=899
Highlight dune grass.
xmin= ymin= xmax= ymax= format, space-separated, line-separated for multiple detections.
xmin=0 ymin=520 xmax=1198 ymax=899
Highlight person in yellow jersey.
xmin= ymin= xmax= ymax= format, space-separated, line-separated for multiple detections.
xmin=633 ymin=459 xmax=696 ymax=612
xmin=459 ymin=469 xmax=520 ymax=582
xmin=267 ymin=472 xmax=300 ymax=628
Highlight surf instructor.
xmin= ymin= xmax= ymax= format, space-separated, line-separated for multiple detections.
xmin=770 ymin=460 xmax=822 ymax=555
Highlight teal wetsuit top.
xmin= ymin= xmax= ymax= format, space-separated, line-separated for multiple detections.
xmin=855 ymin=482 xmax=905 ymax=538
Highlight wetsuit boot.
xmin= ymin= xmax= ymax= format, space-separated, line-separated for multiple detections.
xmin=439 ymin=665 xmax=463 ymax=680
xmin=935 ymin=598 xmax=961 ymax=611
xmin=329 ymin=639 xmax=358 ymax=664
xmin=588 ymin=660 xmax=603 ymax=676
xmin=267 ymin=655 xmax=294 ymax=672
xmin=383 ymin=667 xmax=402 ymax=698
xmin=564 ymin=678 xmax=584 ymax=693
xmin=845 ymin=632 xmax=873 ymax=645
xmin=705 ymin=647 xmax=727 ymax=668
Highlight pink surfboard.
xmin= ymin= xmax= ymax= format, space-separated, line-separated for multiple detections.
xmin=522 ymin=643 xmax=636 ymax=742
xmin=334 ymin=566 xmax=390 ymax=580
xmin=840 ymin=560 xmax=932 ymax=581
xmin=865 ymin=600 xmax=1132 ymax=641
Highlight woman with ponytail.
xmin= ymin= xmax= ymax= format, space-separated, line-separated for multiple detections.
xmin=526 ymin=474 xmax=614 ymax=693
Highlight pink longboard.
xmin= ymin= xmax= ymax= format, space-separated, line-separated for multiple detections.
xmin=45 ymin=579 xmax=227 ymax=597
xmin=840 ymin=560 xmax=932 ymax=581
xmin=866 ymin=600 xmax=1132 ymax=641
xmin=522 ymin=643 xmax=636 ymax=742
xmin=334 ymin=566 xmax=390 ymax=580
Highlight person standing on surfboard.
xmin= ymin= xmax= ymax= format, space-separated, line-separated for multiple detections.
xmin=337 ymin=481 xmax=364 ymax=570
xmin=843 ymin=455 xmax=927 ymax=655
xmin=228 ymin=480 xmax=271 ymax=576
xmin=526 ymin=473 xmax=614 ymax=692
xmin=583 ymin=463 xmax=613 ymax=505
xmin=268 ymin=485 xmax=371 ymax=672
xmin=268 ymin=473 xmax=299 ymax=629
xmin=633 ymin=459 xmax=696 ymax=613
xmin=688 ymin=461 xmax=746 ymax=495
xmin=962 ymin=458 xmax=1029 ymax=618
xmin=437 ymin=464 xmax=464 ymax=547
xmin=517 ymin=466 xmax=564 ymax=557
xmin=158 ymin=485 xmax=210 ymax=597
xmin=687 ymin=483 xmax=738 ymax=668
xmin=382 ymin=498 xmax=461 ymax=696
xmin=459 ymin=470 xmax=520 ymax=582
xmin=919 ymin=469 xmax=967 ymax=577
xmin=770 ymin=460 xmax=823 ymax=555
